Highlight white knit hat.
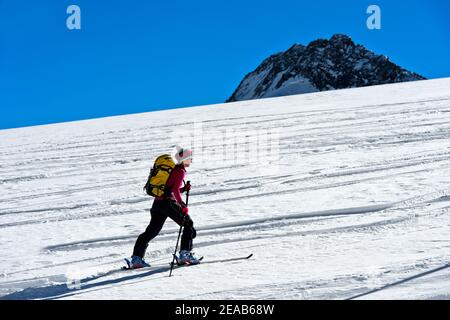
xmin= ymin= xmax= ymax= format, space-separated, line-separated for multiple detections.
xmin=175 ymin=146 xmax=193 ymax=164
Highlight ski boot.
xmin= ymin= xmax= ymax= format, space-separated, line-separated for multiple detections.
xmin=130 ymin=255 xmax=151 ymax=269
xmin=177 ymin=250 xmax=201 ymax=265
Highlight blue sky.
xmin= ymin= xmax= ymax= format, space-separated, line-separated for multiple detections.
xmin=1 ymin=0 xmax=449 ymax=129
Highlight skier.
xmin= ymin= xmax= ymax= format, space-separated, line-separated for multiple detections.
xmin=129 ymin=147 xmax=199 ymax=269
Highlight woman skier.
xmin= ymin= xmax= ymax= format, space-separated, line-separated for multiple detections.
xmin=129 ymin=147 xmax=199 ymax=268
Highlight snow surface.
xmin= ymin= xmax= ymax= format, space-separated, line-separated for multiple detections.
xmin=264 ymin=73 xmax=319 ymax=98
xmin=1 ymin=78 xmax=450 ymax=300
xmin=233 ymin=67 xmax=319 ymax=101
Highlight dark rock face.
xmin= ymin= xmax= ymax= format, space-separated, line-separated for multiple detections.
xmin=227 ymin=34 xmax=426 ymax=102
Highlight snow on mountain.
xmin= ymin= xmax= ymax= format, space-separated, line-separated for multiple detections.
xmin=227 ymin=34 xmax=426 ymax=102
xmin=1 ymin=78 xmax=450 ymax=300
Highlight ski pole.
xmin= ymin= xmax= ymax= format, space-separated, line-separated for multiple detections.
xmin=169 ymin=181 xmax=190 ymax=277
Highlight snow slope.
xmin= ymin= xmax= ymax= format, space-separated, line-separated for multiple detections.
xmin=1 ymin=78 xmax=450 ymax=300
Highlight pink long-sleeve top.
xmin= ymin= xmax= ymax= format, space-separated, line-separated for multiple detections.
xmin=155 ymin=164 xmax=186 ymax=205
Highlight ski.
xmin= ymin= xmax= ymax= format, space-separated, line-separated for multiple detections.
xmin=171 ymin=253 xmax=253 ymax=268
xmin=121 ymin=257 xmax=203 ymax=271
xmin=202 ymin=253 xmax=253 ymax=265
xmin=122 ymin=253 xmax=253 ymax=271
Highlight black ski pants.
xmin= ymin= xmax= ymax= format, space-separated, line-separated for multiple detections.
xmin=133 ymin=199 xmax=196 ymax=258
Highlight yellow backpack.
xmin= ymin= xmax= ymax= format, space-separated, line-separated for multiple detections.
xmin=143 ymin=154 xmax=176 ymax=197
